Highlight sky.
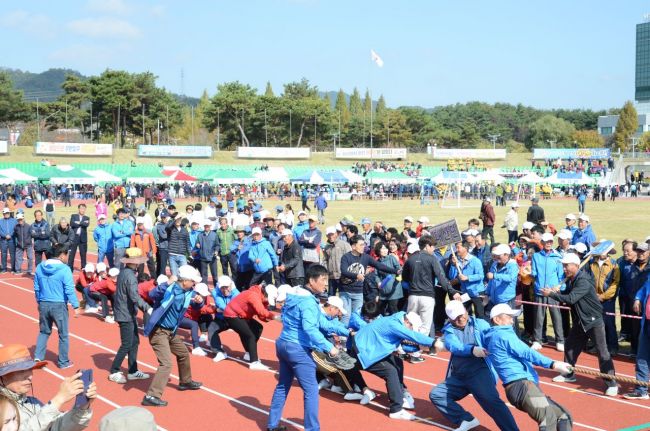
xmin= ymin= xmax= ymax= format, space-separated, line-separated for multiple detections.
xmin=1 ymin=0 xmax=647 ymax=110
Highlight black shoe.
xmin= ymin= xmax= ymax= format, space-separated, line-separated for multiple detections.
xmin=142 ymin=395 xmax=168 ymax=406
xmin=178 ymin=380 xmax=202 ymax=391
xmin=407 ymin=355 xmax=425 ymax=364
xmin=267 ymin=427 xmax=287 ymax=431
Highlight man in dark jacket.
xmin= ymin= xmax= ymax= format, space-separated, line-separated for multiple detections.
xmin=0 ymin=208 xmax=17 ymax=273
xmin=50 ymin=218 xmax=76 ymax=251
xmin=30 ymin=210 xmax=50 ymax=266
xmin=526 ymin=196 xmax=545 ymax=227
xmin=14 ymin=213 xmax=33 ymax=275
xmin=542 ymin=253 xmax=617 ymax=396
xmin=166 ymin=215 xmax=191 ymax=277
xmin=278 ymin=230 xmax=304 ymax=286
xmin=68 ymin=203 xmax=90 ymax=271
xmin=479 ymin=197 xmax=496 ymax=244
xmin=155 ymin=210 xmax=170 ymax=276
xmin=196 ymin=219 xmax=220 ymax=286
xmin=109 ymin=248 xmax=151 ymax=384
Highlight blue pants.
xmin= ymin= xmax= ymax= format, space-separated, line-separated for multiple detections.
xmin=34 ymin=302 xmax=71 ymax=368
xmin=0 ymin=238 xmax=15 ymax=272
xmin=430 ymin=365 xmax=519 ymax=430
xmin=268 ymin=339 xmax=319 ymax=431
xmin=339 ymin=291 xmax=363 ymax=326
xmin=602 ymin=298 xmax=619 ymax=352
xmin=634 ymin=325 xmax=650 ymax=395
xmin=97 ymin=249 xmax=114 ymax=268
xmin=82 ymin=287 xmax=97 ymax=308
xmin=169 ymin=254 xmax=187 ymax=277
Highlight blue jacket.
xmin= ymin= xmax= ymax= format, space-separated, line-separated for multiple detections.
xmin=442 ymin=317 xmax=496 ymax=382
xmin=230 ymin=237 xmax=253 ymax=272
xmin=486 ymin=259 xmax=519 ymax=304
xmin=314 ymin=195 xmax=328 ymax=210
xmin=354 ymin=312 xmax=434 ymax=369
xmin=279 ymin=288 xmax=334 ymax=353
xmin=196 ymin=230 xmax=220 ymax=262
xmin=298 ymin=227 xmax=322 ymax=250
xmin=144 ymin=282 xmax=200 ymax=336
xmin=531 ymin=249 xmax=564 ymax=295
xmin=448 ymin=254 xmax=485 ymax=297
xmin=0 ymin=217 xmax=17 ymax=239
xmin=212 ymin=286 xmax=240 ymax=320
xmin=93 ymin=223 xmax=114 ymax=253
xmin=34 ymin=259 xmax=78 ymax=308
xmin=347 ymin=311 xmax=367 ymax=332
xmin=292 ymin=221 xmax=309 ymax=239
xmin=318 ymin=311 xmax=349 ymax=337
xmin=30 ymin=220 xmax=51 ymax=251
xmin=111 ymin=219 xmax=135 ymax=249
xmin=248 ymin=237 xmax=278 ymax=273
xmin=483 ymin=325 xmax=554 ymax=385
xmin=572 ymin=224 xmax=596 ymax=250
xmin=635 ymin=278 xmax=650 ymax=332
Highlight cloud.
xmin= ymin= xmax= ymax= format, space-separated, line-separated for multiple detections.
xmin=0 ymin=10 xmax=56 ymax=38
xmin=67 ymin=17 xmax=141 ymax=39
xmin=49 ymin=42 xmax=133 ymax=67
xmin=86 ymin=0 xmax=130 ymax=15
xmin=150 ymin=4 xmax=166 ymax=17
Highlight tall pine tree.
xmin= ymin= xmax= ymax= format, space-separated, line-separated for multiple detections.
xmin=613 ymin=101 xmax=638 ymax=151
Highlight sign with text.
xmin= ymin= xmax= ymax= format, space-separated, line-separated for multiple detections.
xmin=335 ymin=147 xmax=407 ymax=159
xmin=533 ymin=148 xmax=611 ymax=160
xmin=137 ymin=145 xmax=212 ymax=158
xmin=35 ymin=142 xmax=113 ymax=156
xmin=427 ymin=219 xmax=462 ymax=248
xmin=0 ymin=141 xmax=7 ymax=154
xmin=237 ymin=146 xmax=310 ymax=159
xmin=431 ymin=148 xmax=507 ymax=160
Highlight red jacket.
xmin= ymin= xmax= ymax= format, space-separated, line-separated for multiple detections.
xmin=223 ymin=285 xmax=273 ymax=321
xmin=90 ymin=277 xmax=116 ymax=296
xmin=76 ymin=272 xmax=96 ymax=288
xmin=138 ymin=280 xmax=156 ymax=305
xmin=185 ymin=295 xmax=217 ymax=321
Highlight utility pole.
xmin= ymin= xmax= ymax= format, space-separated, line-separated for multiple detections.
xmin=546 ymin=139 xmax=557 ymax=149
xmin=142 ymin=103 xmax=145 ymax=144
xmin=289 ymin=109 xmax=292 ymax=147
xmin=36 ymin=98 xmax=40 ymax=142
xmin=488 ymin=133 xmax=500 ymax=150
xmin=64 ymin=98 xmax=68 ymax=141
xmin=191 ymin=105 xmax=195 ymax=145
xmin=166 ymin=105 xmax=169 ymax=145
xmin=264 ymin=108 xmax=268 ymax=146
xmin=314 ymin=114 xmax=317 ymax=148
xmin=216 ymin=108 xmax=220 ymax=151
xmin=116 ymin=103 xmax=120 ymax=149
xmin=89 ymin=102 xmax=92 ymax=143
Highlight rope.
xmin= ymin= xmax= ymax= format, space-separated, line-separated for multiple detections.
xmin=571 ymin=366 xmax=649 ymax=387
xmin=516 ymin=299 xmax=642 ymax=320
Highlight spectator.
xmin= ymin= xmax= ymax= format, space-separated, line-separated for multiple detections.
xmin=278 ymin=230 xmax=304 ymax=287
xmin=50 ymin=218 xmax=75 ymax=253
xmin=68 ymin=204 xmax=90 ymax=271
xmin=30 ymin=210 xmax=50 ymax=267
xmin=526 ymin=196 xmax=545 ymax=227
xmin=298 ymin=215 xmax=322 ymax=271
xmin=98 ymin=406 xmax=157 ymax=431
xmin=166 ymin=215 xmax=191 ymax=277
xmin=196 ymin=219 xmax=220 ymax=287
xmin=13 ymin=213 xmax=32 ymax=275
xmin=130 ymin=218 xmax=157 ymax=276
xmin=0 ymin=208 xmax=17 ymax=273
xmin=479 ymin=197 xmax=496 ymax=244
xmin=111 ymin=209 xmax=135 ymax=270
xmin=314 ymin=192 xmax=328 ymax=224
xmin=43 ymin=194 xmax=56 ymax=226
xmin=322 ymin=226 xmax=351 ymax=297
xmin=93 ymin=214 xmax=114 ymax=267
xmin=216 ymin=216 xmax=236 ymax=277
xmin=503 ymin=202 xmax=519 ymax=243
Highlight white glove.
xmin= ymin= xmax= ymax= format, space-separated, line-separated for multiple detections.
xmin=472 ymin=347 xmax=488 ymax=358
xmin=147 ymin=308 xmax=153 ymax=315
xmin=433 ymin=338 xmax=446 ymax=354
xmin=552 ymin=361 xmax=573 ymax=375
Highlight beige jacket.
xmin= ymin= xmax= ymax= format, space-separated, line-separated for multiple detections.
xmin=322 ymin=239 xmax=351 ymax=280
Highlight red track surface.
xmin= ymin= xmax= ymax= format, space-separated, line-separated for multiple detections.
xmin=1 ymin=254 xmax=649 ymax=431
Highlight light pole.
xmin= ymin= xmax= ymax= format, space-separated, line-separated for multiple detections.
xmin=630 ymin=136 xmax=639 ymax=158
xmin=488 ymin=133 xmax=500 ymax=150
xmin=216 ymin=108 xmax=220 ymax=151
xmin=289 ymin=108 xmax=292 ymax=147
xmin=546 ymin=139 xmax=557 ymax=148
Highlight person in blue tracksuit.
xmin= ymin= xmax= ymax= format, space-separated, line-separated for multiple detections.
xmin=0 ymin=208 xmax=17 ymax=272
xmin=623 ymin=277 xmax=650 ymax=399
xmin=248 ymin=227 xmax=279 ymax=286
xmin=93 ymin=214 xmax=114 ymax=267
xmin=430 ymin=300 xmax=518 ymax=431
xmin=448 ymin=241 xmax=485 ymax=318
xmin=231 ymin=226 xmax=253 ymax=289
xmin=571 ymin=215 xmax=596 ymax=251
xmin=292 ymin=211 xmax=309 ymax=239
xmin=484 ymin=303 xmax=573 ymax=431
xmin=112 ymin=208 xmax=135 ymax=270
xmin=208 ymin=275 xmax=240 ymax=362
xmin=268 ymin=265 xmax=341 ymax=431
xmin=486 ymin=243 xmax=519 ymax=315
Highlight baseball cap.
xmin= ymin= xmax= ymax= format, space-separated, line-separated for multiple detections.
xmin=203 ymin=219 xmax=213 ymax=226
xmin=178 ymin=265 xmax=202 ymax=283
xmin=326 ymin=296 xmax=347 ymax=315
xmin=405 ymin=312 xmax=423 ymax=331
xmin=325 ymin=226 xmax=337 ymax=235
xmin=462 ymin=229 xmax=479 ymax=237
xmin=561 ymin=253 xmax=581 ymax=265
xmin=541 ymin=232 xmax=554 ymax=242
xmin=565 ymin=213 xmax=577 ymax=221
xmin=445 ymin=300 xmax=466 ymax=320
xmin=108 ymin=267 xmax=120 ymax=277
xmin=522 ymin=222 xmax=535 ymax=230
xmin=491 ymin=244 xmax=511 ymax=256
xmin=407 ymin=242 xmax=419 ymax=254
xmin=275 ymin=205 xmax=283 ymax=212
xmin=404 ymin=216 xmax=414 ymax=223
xmin=253 ymin=212 xmax=261 ymax=220
xmin=484 ymin=196 xmax=491 ymax=202
xmin=297 ymin=210 xmax=307 ymax=217
xmin=578 ymin=214 xmax=590 ymax=222
xmin=490 ymin=303 xmax=523 ymax=320
xmin=645 ymin=235 xmax=650 ymax=243
xmin=280 ymin=230 xmax=293 ymax=237
xmin=160 ymin=210 xmax=170 ymax=219
xmin=340 ymin=215 xmax=355 ymax=226
xmin=251 ymin=227 xmax=262 ymax=235
xmin=635 ymin=242 xmax=649 ymax=252
xmin=336 ymin=223 xmax=342 ymax=232
xmin=193 ymin=283 xmax=210 ymax=297
xmin=511 ymin=202 xmax=520 ymax=208
xmin=136 ymin=217 xmax=145 ymax=225
xmin=418 ymin=216 xmax=429 ymax=224
xmin=96 ymin=262 xmax=107 ymax=272
xmin=361 ymin=217 xmax=371 ymax=225
xmin=218 ymin=275 xmax=233 ymax=288
xmin=531 ymin=196 xmax=539 ymax=202
xmin=98 ymin=214 xmax=107 ymax=220
xmin=84 ymin=263 xmax=95 ymax=273
xmin=156 ymin=274 xmax=169 ymax=285
xmin=558 ymin=229 xmax=573 ymax=240
xmin=2 ymin=208 xmax=9 ymax=214
xmin=276 ymin=284 xmax=293 ymax=303
xmin=16 ymin=213 xmax=24 ymax=220
xmin=308 ymin=214 xmax=319 ymax=222
xmin=265 ymin=284 xmax=279 ymax=306
xmin=569 ymin=242 xmax=588 ymax=254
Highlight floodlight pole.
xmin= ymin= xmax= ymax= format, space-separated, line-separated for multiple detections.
xmin=488 ymin=134 xmax=500 ymax=150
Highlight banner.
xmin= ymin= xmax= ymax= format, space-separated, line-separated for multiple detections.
xmin=431 ymin=148 xmax=507 ymax=160
xmin=427 ymin=219 xmax=462 ymax=248
xmin=335 ymin=148 xmax=408 ymax=160
xmin=533 ymin=148 xmax=611 ymax=160
xmin=35 ymin=142 xmax=113 ymax=156
xmin=237 ymin=146 xmax=310 ymax=159
xmin=137 ymin=145 xmax=212 ymax=158
xmin=0 ymin=141 xmax=7 ymax=154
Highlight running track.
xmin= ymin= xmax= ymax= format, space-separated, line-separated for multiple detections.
xmin=1 ymin=252 xmax=649 ymax=431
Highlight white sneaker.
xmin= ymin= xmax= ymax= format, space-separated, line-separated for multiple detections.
xmin=344 ymin=392 xmax=364 ymax=401
xmin=360 ymin=389 xmax=376 ymax=405
xmin=403 ymin=390 xmax=415 ymax=406
xmin=605 ymin=386 xmax=619 ymax=397
xmin=454 ymin=418 xmax=480 ymax=431
xmin=84 ymin=306 xmax=99 ymax=314
xmin=389 ymin=409 xmax=415 ymax=420
xmin=242 ymin=352 xmax=250 ymax=362
xmin=108 ymin=372 xmax=126 ymax=384
xmin=104 ymin=315 xmax=115 ymax=324
xmin=402 ymin=396 xmax=415 ymax=410
xmin=318 ymin=378 xmax=332 ymax=390
xmin=531 ymin=342 xmax=543 ymax=351
xmin=199 ymin=333 xmax=208 ymax=343
xmin=330 ymin=385 xmax=344 ymax=394
xmin=556 ymin=343 xmax=565 ymax=352
xmin=191 ymin=347 xmax=207 ymax=357
xmin=213 ymin=351 xmax=228 ymax=363
xmin=552 ymin=374 xmax=576 ymax=383
xmin=127 ymin=371 xmax=150 ymax=380
xmin=249 ymin=361 xmax=269 ymax=371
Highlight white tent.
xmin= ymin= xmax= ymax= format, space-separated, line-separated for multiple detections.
xmin=545 ymin=172 xmax=596 ymax=185
xmin=82 ymin=169 xmax=121 ymax=183
xmin=473 ymin=170 xmax=506 ymax=184
xmin=517 ymin=172 xmax=544 ymax=184
xmin=341 ymin=170 xmax=364 ymax=183
xmin=0 ymin=168 xmax=36 ymax=182
xmin=431 ymin=171 xmax=478 ymax=184
xmin=254 ymin=167 xmax=288 ymax=182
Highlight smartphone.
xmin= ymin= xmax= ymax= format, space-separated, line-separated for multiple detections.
xmin=74 ymin=369 xmax=93 ymax=409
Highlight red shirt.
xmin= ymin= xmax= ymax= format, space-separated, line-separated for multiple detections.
xmin=223 ymin=285 xmax=273 ymax=321
xmin=185 ymin=295 xmax=217 ymax=321
xmin=76 ymin=272 xmax=96 ymax=288
xmin=90 ymin=278 xmax=116 ymax=296
xmin=138 ymin=280 xmax=156 ymax=304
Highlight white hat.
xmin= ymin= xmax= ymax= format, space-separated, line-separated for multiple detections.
xmin=251 ymin=227 xmax=262 ymax=235
xmin=98 ymin=214 xmax=107 ymax=220
xmin=335 ymin=223 xmax=343 ymax=232
xmin=407 ymin=242 xmax=419 ymax=254
xmin=325 ymin=226 xmax=337 ymax=235
xmin=193 ymin=283 xmax=210 ymax=297
xmin=492 ymin=244 xmax=511 ymax=256
xmin=484 ymin=196 xmax=491 ymax=202
xmin=578 ymin=214 xmax=590 ymax=222
xmin=565 ymin=213 xmax=577 ymax=220
xmin=178 ymin=265 xmax=202 ymax=283
xmin=136 ymin=217 xmax=145 ymax=225
xmin=541 ymin=232 xmax=554 ymax=242
xmin=308 ymin=214 xmax=319 ymax=222
xmin=490 ymin=303 xmax=523 ymax=320
xmin=297 ymin=210 xmax=307 ymax=217
xmin=405 ymin=312 xmax=423 ymax=331
xmin=418 ymin=216 xmax=429 ymax=224
xmin=326 ymin=296 xmax=347 ymax=315
xmin=265 ymin=284 xmax=279 ymax=306
xmin=558 ymin=229 xmax=573 ymax=240
xmin=276 ymin=284 xmax=294 ymax=303
xmin=280 ymin=229 xmax=293 ymax=237
xmin=463 ymin=229 xmax=479 ymax=237
xmin=203 ymin=219 xmax=213 ymax=226
xmin=96 ymin=262 xmax=107 ymax=272
xmin=404 ymin=216 xmax=414 ymax=223
xmin=445 ymin=300 xmax=466 ymax=320
xmin=511 ymin=202 xmax=520 ymax=208
xmin=2 ymin=208 xmax=9 ymax=214
xmin=16 ymin=213 xmax=24 ymax=220
xmin=217 ymin=275 xmax=233 ymax=289
xmin=108 ymin=267 xmax=120 ymax=277
xmin=522 ymin=222 xmax=535 ymax=230
xmin=569 ymin=242 xmax=588 ymax=254
xmin=561 ymin=253 xmax=581 ymax=265
xmin=156 ymin=274 xmax=169 ymax=285
xmin=84 ymin=263 xmax=95 ymax=273
xmin=645 ymin=235 xmax=650 ymax=243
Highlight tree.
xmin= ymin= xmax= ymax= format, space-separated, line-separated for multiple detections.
xmin=638 ymin=131 xmax=650 ymax=152
xmin=264 ymin=82 xmax=274 ymax=98
xmin=203 ymin=81 xmax=258 ymax=148
xmin=0 ymin=71 xmax=31 ymax=133
xmin=334 ymin=89 xmax=350 ymax=129
xmin=571 ymin=130 xmax=604 ymax=149
xmin=612 ymin=101 xmax=638 ymax=152
xmin=525 ymin=115 xmax=576 ymax=149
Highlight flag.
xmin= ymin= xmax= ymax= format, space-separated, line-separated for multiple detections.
xmin=370 ymin=49 xmax=384 ymax=68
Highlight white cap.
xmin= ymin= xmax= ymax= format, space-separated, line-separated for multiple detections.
xmin=108 ymin=267 xmax=120 ymax=277
xmin=203 ymin=219 xmax=213 ymax=226
xmin=217 ymin=275 xmax=233 ymax=289
xmin=522 ymin=222 xmax=535 ymax=230
xmin=404 ymin=216 xmax=414 ymax=223
xmin=418 ymin=216 xmax=429 ymax=224
xmin=136 ymin=217 xmax=145 ymax=225
xmin=297 ymin=210 xmax=307 ymax=216
xmin=98 ymin=214 xmax=107 ymax=220
xmin=156 ymin=274 xmax=169 ymax=285
xmin=445 ymin=300 xmax=466 ymax=320
xmin=490 ymin=303 xmax=523 ymax=320
xmin=645 ymin=235 xmax=650 ymax=243
xmin=251 ymin=227 xmax=262 ymax=235
xmin=325 ymin=226 xmax=337 ymax=235
xmin=2 ymin=208 xmax=9 ymax=214
xmin=511 ymin=202 xmax=520 ymax=208
xmin=280 ymin=229 xmax=293 ymax=237
xmin=558 ymin=229 xmax=573 ymax=240
xmin=265 ymin=284 xmax=279 ymax=306
xmin=492 ymin=244 xmax=511 ymax=256
xmin=484 ymin=196 xmax=491 ymax=202
xmin=463 ymin=229 xmax=479 ymax=237
xmin=277 ymin=284 xmax=294 ymax=303
xmin=569 ymin=242 xmax=588 ymax=254
xmin=541 ymin=232 xmax=554 ymax=242
xmin=326 ymin=296 xmax=347 ymax=314
xmin=565 ymin=213 xmax=577 ymax=220
xmin=96 ymin=262 xmax=107 ymax=272
xmin=578 ymin=214 xmax=590 ymax=222
xmin=178 ymin=265 xmax=202 ymax=282
xmin=193 ymin=283 xmax=210 ymax=297
xmin=405 ymin=312 xmax=423 ymax=331
xmin=407 ymin=242 xmax=419 ymax=254
xmin=16 ymin=213 xmax=24 ymax=220
xmin=84 ymin=263 xmax=95 ymax=273
xmin=336 ymin=223 xmax=342 ymax=232
xmin=561 ymin=253 xmax=581 ymax=265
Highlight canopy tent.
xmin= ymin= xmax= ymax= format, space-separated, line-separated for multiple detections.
xmin=545 ymin=172 xmax=596 ymax=185
xmin=318 ymin=170 xmax=349 ymax=183
xmin=82 ymin=169 xmax=121 ymax=183
xmin=365 ymin=170 xmax=416 ymax=184
xmin=164 ymin=169 xmax=197 ymax=182
xmin=0 ymin=173 xmax=13 ymax=185
xmin=472 ymin=170 xmax=506 ymax=184
xmin=0 ymin=168 xmax=37 ymax=182
xmin=290 ymin=171 xmax=324 ymax=184
xmin=126 ymin=171 xmax=169 ymax=183
xmin=40 ymin=166 xmax=95 ymax=184
xmin=341 ymin=170 xmax=364 ymax=184
xmin=516 ymin=172 xmax=544 ymax=184
xmin=209 ymin=169 xmax=255 ymax=184
xmin=253 ymin=167 xmax=289 ymax=182
xmin=431 ymin=171 xmax=478 ymax=184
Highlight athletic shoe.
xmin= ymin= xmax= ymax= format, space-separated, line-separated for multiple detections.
xmin=142 ymin=395 xmax=167 ymax=407
xmin=242 ymin=352 xmax=250 ymax=362
xmin=623 ymin=392 xmax=650 ymax=400
xmin=556 ymin=343 xmax=564 ymax=352
xmin=403 ymin=390 xmax=415 ymax=406
xmin=249 ymin=361 xmax=270 ymax=371
xmin=323 ymin=351 xmax=357 ymax=370
xmin=360 ymin=389 xmax=376 ymax=405
xmin=552 ymin=374 xmax=576 ymax=383
xmin=531 ymin=342 xmax=543 ymax=351
xmin=84 ymin=306 xmax=99 ymax=314
xmin=343 ymin=392 xmax=364 ymax=401
xmin=199 ymin=333 xmax=208 ymax=343
xmin=108 ymin=372 xmax=127 ymax=384
xmin=266 ymin=426 xmax=287 ymax=431
xmin=407 ymin=355 xmax=425 ymax=364
xmin=389 ymin=409 xmax=415 ymax=420
xmin=191 ymin=347 xmax=207 ymax=357
xmin=402 ymin=396 xmax=415 ymax=410
xmin=329 ymin=385 xmax=344 ymax=394
xmin=58 ymin=362 xmax=74 ymax=370
xmin=454 ymin=418 xmax=480 ymax=431
xmin=605 ymin=386 xmax=619 ymax=397
xmin=127 ymin=371 xmax=150 ymax=380
xmin=104 ymin=315 xmax=115 ymax=324
xmin=318 ymin=378 xmax=332 ymax=390
xmin=178 ymin=380 xmax=202 ymax=391
xmin=213 ymin=351 xmax=228 ymax=363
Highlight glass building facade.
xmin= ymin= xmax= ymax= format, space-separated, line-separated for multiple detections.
xmin=636 ymin=22 xmax=650 ymax=102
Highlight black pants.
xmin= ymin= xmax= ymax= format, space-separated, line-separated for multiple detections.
xmin=236 ymin=270 xmax=254 ymax=290
xmin=301 ymin=200 xmax=310 ymax=211
xmin=35 ymin=249 xmax=48 ymax=267
xmin=207 ymin=318 xmax=230 ymax=352
xmin=138 ymin=255 xmax=156 ymax=277
xmin=466 ymin=296 xmax=486 ymax=320
xmin=505 ymin=379 xmax=572 ymax=431
xmin=381 ymin=299 xmax=399 ymax=316
xmin=225 ymin=317 xmax=263 ymax=362
xmin=110 ymin=319 xmax=140 ymax=375
xmin=88 ymin=291 xmax=113 ymax=318
xmin=68 ymin=240 xmax=87 ymax=271
xmin=433 ymin=287 xmax=448 ymax=333
xmin=564 ymin=323 xmax=616 ymax=388
xmin=482 ymin=225 xmax=494 ymax=244
xmin=507 ymin=230 xmax=518 ymax=243
xmin=219 ymin=254 xmax=235 ymax=277
xmin=200 ymin=259 xmax=218 ymax=286
xmin=156 ymin=249 xmax=168 ymax=277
